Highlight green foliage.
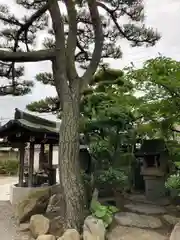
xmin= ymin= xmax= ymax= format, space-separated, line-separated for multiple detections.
xmin=27 ymin=57 xmax=180 ymax=180
xmin=166 ymin=140 xmax=180 ymax=164
xmin=0 ymin=159 xmax=19 ymax=175
xmin=125 ymin=56 xmax=180 ymax=139
xmin=90 ymin=198 xmax=118 ymax=228
xmin=174 ymin=162 xmax=180 ymax=169
xmin=27 ymin=97 xmax=60 ymax=114
xmin=82 ymin=68 xmax=138 ymax=174
xmin=96 ymin=167 xmax=128 ymax=190
xmin=165 ymin=172 xmax=180 ymax=192
xmin=36 ymin=73 xmax=54 ymax=86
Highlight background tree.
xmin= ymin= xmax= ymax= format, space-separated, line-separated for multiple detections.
xmin=125 ymin=56 xmax=180 ymax=139
xmin=0 ymin=3 xmax=36 ymax=95
xmin=0 ymin=0 xmax=160 ymax=229
xmin=82 ymin=69 xmax=139 ymax=194
xmin=0 ymin=64 xmax=33 ymax=96
xmin=124 ymin=56 xmax=180 ymax=175
xmin=81 ymin=68 xmax=137 ymax=166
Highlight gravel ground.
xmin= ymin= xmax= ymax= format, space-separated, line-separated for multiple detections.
xmin=0 ymin=176 xmax=17 ymax=201
xmin=0 ymin=177 xmax=30 ymax=240
xmin=0 ymin=174 xmax=60 ymax=240
xmin=0 ymin=201 xmax=30 ymax=240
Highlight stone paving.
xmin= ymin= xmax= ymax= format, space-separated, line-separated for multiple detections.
xmin=163 ymin=215 xmax=180 ymax=225
xmin=107 ymin=195 xmax=180 ymax=240
xmin=115 ymin=212 xmax=163 ymax=229
xmin=107 ymin=226 xmax=169 ymax=240
xmin=124 ymin=203 xmax=167 ymax=215
xmin=0 ymin=176 xmax=179 ymax=240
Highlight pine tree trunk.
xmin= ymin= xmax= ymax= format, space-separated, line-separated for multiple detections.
xmin=58 ymin=92 xmax=86 ymax=231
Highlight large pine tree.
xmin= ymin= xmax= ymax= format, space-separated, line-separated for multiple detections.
xmin=0 ymin=0 xmax=160 ymax=230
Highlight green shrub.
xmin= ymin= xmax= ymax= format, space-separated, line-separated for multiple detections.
xmin=165 ymin=172 xmax=180 ymax=193
xmin=90 ymin=197 xmax=119 ymax=228
xmin=96 ymin=167 xmax=128 ymax=191
xmin=0 ymin=159 xmax=19 ymax=175
xmin=174 ymin=162 xmax=180 ymax=169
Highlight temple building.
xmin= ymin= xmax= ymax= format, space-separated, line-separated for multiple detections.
xmin=0 ymin=108 xmax=91 ymax=204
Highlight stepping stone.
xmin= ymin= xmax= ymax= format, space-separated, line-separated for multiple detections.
xmin=107 ymin=226 xmax=168 ymax=240
xmin=124 ymin=203 xmax=167 ymax=215
xmin=163 ymin=215 xmax=180 ymax=225
xmin=115 ymin=212 xmax=162 ymax=229
xmin=125 ymin=194 xmax=170 ymax=206
xmin=170 ymin=223 xmax=180 ymax=240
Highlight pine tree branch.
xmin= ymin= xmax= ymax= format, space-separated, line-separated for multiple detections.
xmin=0 ymin=80 xmax=33 ymax=96
xmin=65 ymin=0 xmax=78 ymax=80
xmin=0 ymin=16 xmax=22 ymax=26
xmin=16 ymin=3 xmax=49 ymax=40
xmin=48 ymin=0 xmax=66 ymax=64
xmin=81 ymin=0 xmax=104 ymax=91
xmin=27 ymin=96 xmax=60 ymax=113
xmin=0 ymin=3 xmax=49 ymax=53
xmin=76 ymin=40 xmax=89 ymax=60
xmin=8 ymin=3 xmax=49 ymax=78
xmin=0 ymin=3 xmax=52 ymax=63
xmin=0 ymin=49 xmax=55 ymax=62
xmin=18 ymin=0 xmax=46 ymax=9
xmin=97 ymin=2 xmax=130 ymax=39
xmin=48 ymin=0 xmax=69 ymax=102
xmin=97 ymin=1 xmax=158 ymax=45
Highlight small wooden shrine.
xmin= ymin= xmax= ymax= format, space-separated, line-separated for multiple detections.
xmin=0 ymin=108 xmax=91 ymax=188
xmin=135 ymin=139 xmax=169 ymax=201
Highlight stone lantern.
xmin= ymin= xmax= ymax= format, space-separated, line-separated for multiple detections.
xmin=135 ymin=139 xmax=169 ymax=201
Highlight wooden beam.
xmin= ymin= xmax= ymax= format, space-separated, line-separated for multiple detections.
xmin=28 ymin=142 xmax=34 ymax=187
xmin=18 ymin=143 xmax=25 ymax=187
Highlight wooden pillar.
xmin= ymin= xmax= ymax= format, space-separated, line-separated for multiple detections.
xmin=18 ymin=143 xmax=25 ymax=187
xmin=28 ymin=142 xmax=34 ymax=187
xmin=39 ymin=143 xmax=45 ymax=169
xmin=48 ymin=144 xmax=53 ymax=169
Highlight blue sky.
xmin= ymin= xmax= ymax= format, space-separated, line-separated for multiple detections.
xmin=0 ymin=0 xmax=179 ymax=124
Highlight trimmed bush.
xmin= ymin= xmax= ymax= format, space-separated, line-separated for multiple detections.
xmin=165 ymin=172 xmax=180 ymax=191
xmin=0 ymin=159 xmax=19 ymax=175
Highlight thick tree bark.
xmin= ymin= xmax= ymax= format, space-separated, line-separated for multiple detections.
xmin=48 ymin=0 xmax=87 ymax=230
xmin=48 ymin=0 xmax=103 ymax=230
xmin=58 ymin=85 xmax=87 ymax=231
